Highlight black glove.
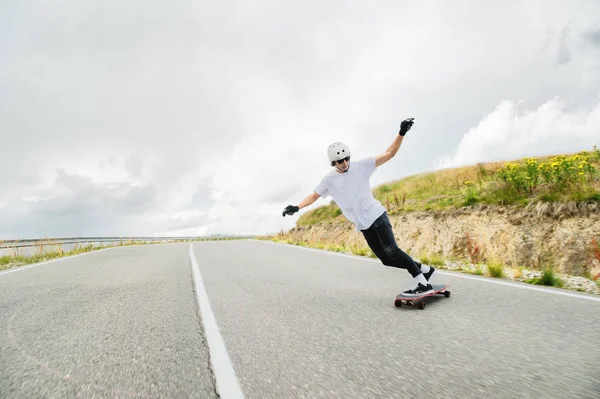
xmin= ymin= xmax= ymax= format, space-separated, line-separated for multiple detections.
xmin=282 ymin=205 xmax=299 ymax=217
xmin=399 ymin=117 xmax=415 ymax=136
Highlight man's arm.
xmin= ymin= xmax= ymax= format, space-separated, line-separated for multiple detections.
xmin=282 ymin=192 xmax=321 ymax=216
xmin=298 ymin=192 xmax=321 ymax=209
xmin=375 ymin=117 xmax=414 ymax=167
xmin=375 ymin=135 xmax=404 ymax=167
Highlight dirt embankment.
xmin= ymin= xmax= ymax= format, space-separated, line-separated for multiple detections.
xmin=282 ymin=202 xmax=600 ymax=278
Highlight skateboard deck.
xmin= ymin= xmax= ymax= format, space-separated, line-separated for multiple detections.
xmin=394 ymin=284 xmax=450 ymax=309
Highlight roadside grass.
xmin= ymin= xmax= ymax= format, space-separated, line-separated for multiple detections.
xmin=0 ymin=244 xmax=106 ymax=271
xmin=526 ymin=267 xmax=564 ymax=288
xmin=487 ymin=262 xmax=505 ymax=278
xmin=297 ymin=202 xmax=343 ymax=227
xmin=264 ymin=238 xmax=591 ymax=293
xmin=271 ymin=237 xmax=375 ymax=258
xmin=282 ymin=148 xmax=600 ymax=291
xmin=469 ymin=265 xmax=485 ymax=276
xmin=297 ymin=147 xmax=600 ymax=227
xmin=418 ymin=252 xmax=445 ymax=266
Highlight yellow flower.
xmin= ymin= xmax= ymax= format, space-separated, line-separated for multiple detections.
xmin=525 ymin=158 xmax=537 ymax=165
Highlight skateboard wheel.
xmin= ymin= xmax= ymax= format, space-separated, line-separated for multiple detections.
xmin=444 ymin=291 xmax=451 ymax=298
xmin=418 ymin=302 xmax=426 ymax=309
xmin=394 ymin=300 xmax=403 ymax=307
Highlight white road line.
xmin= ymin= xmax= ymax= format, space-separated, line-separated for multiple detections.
xmin=0 ymin=247 xmax=118 ymax=276
xmin=189 ymin=244 xmax=244 ymax=399
xmin=253 ymin=239 xmax=600 ymax=303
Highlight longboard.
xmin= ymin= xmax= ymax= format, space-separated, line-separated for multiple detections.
xmin=394 ymin=284 xmax=450 ymax=309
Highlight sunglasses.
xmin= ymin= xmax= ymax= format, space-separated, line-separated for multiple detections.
xmin=335 ymin=157 xmax=351 ymax=165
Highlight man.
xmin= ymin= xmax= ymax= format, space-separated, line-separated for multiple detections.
xmin=282 ymin=118 xmax=436 ymax=296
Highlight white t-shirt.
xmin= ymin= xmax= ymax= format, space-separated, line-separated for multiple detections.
xmin=314 ymin=157 xmax=386 ymax=231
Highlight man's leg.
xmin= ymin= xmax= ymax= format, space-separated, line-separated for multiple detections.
xmin=363 ymin=212 xmax=420 ymax=276
xmin=361 ymin=226 xmax=395 ymax=266
xmin=367 ymin=212 xmax=434 ymax=294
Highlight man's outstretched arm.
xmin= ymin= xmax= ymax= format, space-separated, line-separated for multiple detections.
xmin=375 ymin=135 xmax=405 ymax=167
xmin=375 ymin=117 xmax=415 ymax=167
xmin=282 ymin=192 xmax=321 ymax=217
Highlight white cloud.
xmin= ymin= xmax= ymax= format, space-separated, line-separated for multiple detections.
xmin=435 ymin=96 xmax=600 ymax=169
xmin=194 ymin=131 xmax=338 ymax=235
xmin=22 ymin=196 xmax=44 ymax=202
xmin=1 ymin=0 xmax=600 ymax=238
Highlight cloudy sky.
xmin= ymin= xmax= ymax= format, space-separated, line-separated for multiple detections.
xmin=1 ymin=0 xmax=600 ymax=238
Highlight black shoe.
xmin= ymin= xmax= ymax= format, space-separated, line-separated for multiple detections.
xmin=423 ymin=266 xmax=437 ymax=282
xmin=402 ymin=283 xmax=434 ymax=296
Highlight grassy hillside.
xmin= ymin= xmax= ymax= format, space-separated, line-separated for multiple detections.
xmin=297 ymin=146 xmax=600 ymax=227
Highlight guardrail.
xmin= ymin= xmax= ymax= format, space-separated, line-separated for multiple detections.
xmin=0 ymin=236 xmax=255 ymax=257
xmin=0 ymin=236 xmax=254 ymax=248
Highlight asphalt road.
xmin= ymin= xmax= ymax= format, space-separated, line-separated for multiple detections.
xmin=0 ymin=243 xmax=217 ymax=398
xmin=1 ymin=240 xmax=599 ymax=398
xmin=196 ymin=240 xmax=600 ymax=399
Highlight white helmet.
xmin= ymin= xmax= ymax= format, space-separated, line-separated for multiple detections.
xmin=327 ymin=142 xmax=351 ymax=163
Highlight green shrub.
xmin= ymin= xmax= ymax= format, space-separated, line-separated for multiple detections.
xmin=526 ymin=268 xmax=563 ymax=287
xmin=487 ymin=262 xmax=504 ymax=278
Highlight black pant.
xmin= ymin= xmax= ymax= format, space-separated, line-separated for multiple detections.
xmin=361 ymin=212 xmax=422 ymax=277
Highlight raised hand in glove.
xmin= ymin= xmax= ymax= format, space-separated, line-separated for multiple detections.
xmin=282 ymin=205 xmax=299 ymax=217
xmin=399 ymin=117 xmax=415 ymax=136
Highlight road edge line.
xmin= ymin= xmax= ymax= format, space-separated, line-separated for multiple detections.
xmin=189 ymin=243 xmax=245 ymax=399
